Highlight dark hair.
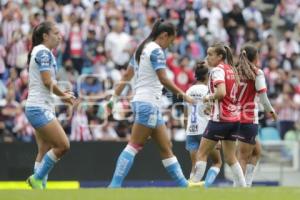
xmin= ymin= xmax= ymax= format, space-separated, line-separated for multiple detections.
xmin=210 ymin=43 xmax=239 ymax=84
xmin=27 ymin=21 xmax=53 ymax=65
xmin=236 ymin=44 xmax=258 ymax=81
xmin=135 ymin=19 xmax=176 ymax=64
xmin=194 ymin=61 xmax=208 ymax=82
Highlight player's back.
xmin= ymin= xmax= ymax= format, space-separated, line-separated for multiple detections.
xmin=186 ymin=84 xmax=209 ymax=135
xmin=209 ymin=63 xmax=240 ymax=122
xmin=132 ymin=41 xmax=165 ymax=107
xmin=239 ymin=69 xmax=267 ymax=124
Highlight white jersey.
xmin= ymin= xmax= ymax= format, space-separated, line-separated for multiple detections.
xmin=186 ymin=84 xmax=209 ymax=135
xmin=26 ymin=44 xmax=57 ymax=111
xmin=132 ymin=41 xmax=166 ymax=107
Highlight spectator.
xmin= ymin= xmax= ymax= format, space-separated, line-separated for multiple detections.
xmin=242 ymin=1 xmax=263 ymax=26
xmin=104 ymin=14 xmax=133 ymax=70
xmin=275 ymin=83 xmax=299 ymax=139
xmin=278 ymin=30 xmax=300 ymax=60
xmin=13 ymin=103 xmax=34 ymax=142
xmin=199 ymin=0 xmax=223 ymax=38
xmin=70 ymin=103 xmax=92 ymax=141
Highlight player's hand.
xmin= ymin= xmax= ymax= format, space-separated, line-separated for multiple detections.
xmin=183 ymin=94 xmax=196 ymax=104
xmin=107 ymin=95 xmax=118 ymax=116
xmin=270 ymin=111 xmax=278 ymax=121
xmin=107 ymin=95 xmax=117 ymax=109
xmin=62 ymin=92 xmax=76 ymax=106
xmin=203 ymin=94 xmax=211 ymax=103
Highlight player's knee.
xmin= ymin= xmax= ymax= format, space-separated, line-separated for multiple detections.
xmin=238 ymin=145 xmax=252 ymax=161
xmin=58 ymin=141 xmax=70 ymax=156
xmin=224 ymin=154 xmax=236 ymax=166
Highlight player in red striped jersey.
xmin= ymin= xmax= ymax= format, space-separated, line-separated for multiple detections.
xmin=236 ymin=44 xmax=277 ymax=187
xmin=191 ymin=43 xmax=246 ymax=187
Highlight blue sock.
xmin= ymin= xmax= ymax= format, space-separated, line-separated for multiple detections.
xmin=204 ymin=167 xmax=220 ymax=187
xmin=163 ymin=157 xmax=188 ymax=187
xmin=109 ymin=145 xmax=137 ymax=188
xmin=34 ymin=150 xmax=58 ymax=180
xmin=34 ymin=162 xmax=48 ymax=187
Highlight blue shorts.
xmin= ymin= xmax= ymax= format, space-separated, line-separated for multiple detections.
xmin=203 ymin=120 xmax=240 ymax=141
xmin=25 ymin=107 xmax=55 ymax=128
xmin=186 ymin=135 xmax=202 ymax=151
xmin=237 ymin=123 xmax=258 ymax=144
xmin=131 ymin=101 xmax=165 ymax=129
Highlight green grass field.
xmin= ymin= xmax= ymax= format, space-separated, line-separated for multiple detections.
xmin=0 ymin=187 xmax=299 ymax=200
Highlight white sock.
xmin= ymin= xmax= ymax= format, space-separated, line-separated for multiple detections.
xmin=189 ymin=172 xmax=195 ymax=179
xmin=124 ymin=145 xmax=138 ymax=156
xmin=245 ymin=164 xmax=256 ymax=187
xmin=230 ymin=162 xmax=246 ymax=187
xmin=162 ymin=156 xmax=177 ymax=167
xmin=191 ymin=161 xmax=207 ymax=182
xmin=47 ymin=149 xmax=59 ymax=162
xmin=34 ymin=162 xmax=41 ymax=172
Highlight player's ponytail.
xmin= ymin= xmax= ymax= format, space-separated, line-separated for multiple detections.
xmin=27 ymin=21 xmax=53 ymax=65
xmin=236 ymin=44 xmax=257 ymax=81
xmin=224 ymin=45 xmax=233 ymax=66
xmin=135 ymin=18 xmax=176 ymax=64
xmin=225 ymin=45 xmax=240 ymax=85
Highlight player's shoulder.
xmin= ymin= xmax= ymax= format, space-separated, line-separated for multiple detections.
xmin=146 ymin=41 xmax=162 ymax=53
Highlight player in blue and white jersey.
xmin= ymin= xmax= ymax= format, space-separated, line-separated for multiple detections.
xmin=108 ymin=19 xmax=199 ymax=188
xmin=184 ymin=61 xmax=222 ymax=187
xmin=25 ymin=21 xmax=75 ymax=189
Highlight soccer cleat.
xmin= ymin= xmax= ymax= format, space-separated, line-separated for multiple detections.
xmin=27 ymin=175 xmax=43 ymax=189
xmin=188 ymin=180 xmax=205 ymax=188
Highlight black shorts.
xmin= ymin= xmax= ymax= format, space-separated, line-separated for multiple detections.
xmin=202 ymin=120 xmax=240 ymax=141
xmin=236 ymin=123 xmax=258 ymax=145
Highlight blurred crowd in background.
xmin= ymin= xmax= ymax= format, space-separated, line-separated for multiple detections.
xmin=1 ymin=0 xmax=300 ymax=143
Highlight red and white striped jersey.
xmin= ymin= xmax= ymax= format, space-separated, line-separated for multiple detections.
xmin=239 ymin=69 xmax=267 ymax=124
xmin=208 ymin=63 xmax=240 ymax=122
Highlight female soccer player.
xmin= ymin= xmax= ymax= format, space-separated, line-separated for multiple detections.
xmin=191 ymin=43 xmax=246 ymax=187
xmin=25 ymin=21 xmax=75 ymax=189
xmin=108 ymin=19 xmax=197 ymax=188
xmin=235 ymin=44 xmax=277 ymax=187
xmin=184 ymin=61 xmax=222 ymax=187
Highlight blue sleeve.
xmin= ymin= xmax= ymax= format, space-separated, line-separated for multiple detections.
xmin=150 ymin=48 xmax=166 ymax=71
xmin=34 ymin=50 xmax=52 ymax=72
